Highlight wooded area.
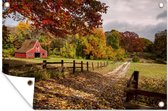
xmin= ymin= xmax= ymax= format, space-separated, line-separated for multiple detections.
xmin=2 ymin=23 xmax=167 ymax=64
xmin=2 ymin=1 xmax=167 ymax=62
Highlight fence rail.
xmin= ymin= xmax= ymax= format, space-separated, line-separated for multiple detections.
xmin=42 ymin=60 xmax=109 ymax=74
xmin=125 ymin=71 xmax=167 ymax=109
xmin=3 ymin=60 xmax=109 ymax=74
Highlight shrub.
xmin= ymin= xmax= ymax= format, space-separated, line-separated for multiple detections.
xmin=90 ymin=56 xmax=94 ymax=60
xmin=33 ymin=68 xmax=69 ymax=81
xmin=155 ymin=59 xmax=167 ymax=64
xmin=132 ymin=56 xmax=140 ymax=62
xmin=3 ymin=48 xmax=15 ymax=58
xmin=33 ymin=69 xmax=51 ymax=80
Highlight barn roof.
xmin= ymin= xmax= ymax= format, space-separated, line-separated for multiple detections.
xmin=15 ymin=40 xmax=37 ymax=53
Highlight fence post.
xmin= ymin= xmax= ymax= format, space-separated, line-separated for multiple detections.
xmin=97 ymin=62 xmax=99 ymax=68
xmin=92 ymin=62 xmax=94 ymax=70
xmin=125 ymin=92 xmax=132 ymax=102
xmin=87 ymin=62 xmax=89 ymax=71
xmin=81 ymin=61 xmax=83 ymax=72
xmin=43 ymin=60 xmax=47 ymax=69
xmin=73 ymin=60 xmax=75 ymax=74
xmin=61 ymin=60 xmax=64 ymax=73
xmin=100 ymin=62 xmax=102 ymax=68
xmin=3 ymin=64 xmax=9 ymax=74
xmin=104 ymin=61 xmax=105 ymax=67
xmin=133 ymin=71 xmax=139 ymax=89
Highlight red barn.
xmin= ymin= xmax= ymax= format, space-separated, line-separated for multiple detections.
xmin=15 ymin=40 xmax=47 ymax=58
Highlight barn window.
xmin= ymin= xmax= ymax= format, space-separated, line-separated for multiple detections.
xmin=43 ymin=53 xmax=45 ymax=56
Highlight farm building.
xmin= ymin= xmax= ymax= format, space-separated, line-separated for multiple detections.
xmin=15 ymin=40 xmax=47 ymax=58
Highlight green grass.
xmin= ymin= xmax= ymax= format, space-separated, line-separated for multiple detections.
xmin=127 ymin=62 xmax=167 ymax=93
xmin=127 ymin=62 xmax=166 ymax=80
xmin=4 ymin=57 xmax=117 ymax=78
xmin=9 ymin=57 xmax=110 ymax=63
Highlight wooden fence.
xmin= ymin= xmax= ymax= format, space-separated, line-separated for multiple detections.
xmin=3 ymin=60 xmax=109 ymax=74
xmin=42 ymin=60 xmax=109 ymax=74
xmin=124 ymin=71 xmax=167 ymax=109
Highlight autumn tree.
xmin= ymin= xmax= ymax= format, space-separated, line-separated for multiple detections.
xmin=11 ymin=21 xmax=32 ymax=49
xmin=16 ymin=21 xmax=31 ymax=38
xmin=140 ymin=38 xmax=153 ymax=52
xmin=120 ymin=31 xmax=144 ymax=53
xmin=3 ymin=0 xmax=108 ymax=37
xmin=106 ymin=29 xmax=120 ymax=50
xmin=154 ymin=30 xmax=167 ymax=60
xmin=2 ymin=25 xmax=15 ymax=57
xmin=80 ymin=28 xmax=107 ymax=59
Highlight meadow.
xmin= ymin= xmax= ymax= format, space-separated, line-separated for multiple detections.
xmin=127 ymin=62 xmax=166 ymax=80
xmin=126 ymin=62 xmax=167 ymax=93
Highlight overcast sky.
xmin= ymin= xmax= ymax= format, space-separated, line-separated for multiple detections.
xmin=4 ymin=0 xmax=167 ymax=41
xmin=100 ymin=0 xmax=167 ymax=41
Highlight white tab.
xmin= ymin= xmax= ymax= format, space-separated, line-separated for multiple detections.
xmin=5 ymin=75 xmax=35 ymax=107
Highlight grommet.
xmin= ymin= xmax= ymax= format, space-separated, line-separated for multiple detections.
xmin=27 ymin=80 xmax=33 ymax=86
xmin=4 ymin=2 xmax=10 ymax=8
xmin=158 ymin=101 xmax=164 ymax=108
xmin=159 ymin=2 xmax=164 ymax=8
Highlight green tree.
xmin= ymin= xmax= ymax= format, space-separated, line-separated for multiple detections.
xmin=140 ymin=38 xmax=153 ymax=52
xmin=2 ymin=25 xmax=15 ymax=57
xmin=154 ymin=30 xmax=167 ymax=60
xmin=106 ymin=30 xmax=120 ymax=50
xmin=3 ymin=25 xmax=10 ymax=49
xmin=60 ymin=41 xmax=76 ymax=58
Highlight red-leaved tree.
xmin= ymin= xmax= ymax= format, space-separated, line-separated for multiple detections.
xmin=3 ymin=0 xmax=108 ymax=37
xmin=120 ymin=31 xmax=144 ymax=52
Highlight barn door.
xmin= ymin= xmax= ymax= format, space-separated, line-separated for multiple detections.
xmin=35 ymin=53 xmax=40 ymax=58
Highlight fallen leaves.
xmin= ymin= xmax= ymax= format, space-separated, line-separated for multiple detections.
xmin=33 ymin=71 xmax=127 ymax=109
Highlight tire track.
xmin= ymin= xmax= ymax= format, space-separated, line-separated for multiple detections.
xmin=104 ymin=62 xmax=130 ymax=78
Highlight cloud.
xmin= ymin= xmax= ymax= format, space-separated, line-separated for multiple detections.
xmin=100 ymin=0 xmax=167 ymax=41
xmin=103 ymin=20 xmax=167 ymax=41
xmin=137 ymin=22 xmax=167 ymax=41
xmin=157 ymin=10 xmax=167 ymax=19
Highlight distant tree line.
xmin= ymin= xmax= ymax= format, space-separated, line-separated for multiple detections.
xmin=3 ymin=22 xmax=167 ymax=62
xmin=107 ymin=29 xmax=167 ymax=61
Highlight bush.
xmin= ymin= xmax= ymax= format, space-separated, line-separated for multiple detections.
xmin=155 ymin=59 xmax=167 ymax=64
xmin=48 ymin=55 xmax=60 ymax=58
xmin=33 ymin=68 xmax=69 ymax=81
xmin=33 ymin=69 xmax=51 ymax=80
xmin=3 ymin=48 xmax=15 ymax=58
xmin=132 ymin=56 xmax=140 ymax=62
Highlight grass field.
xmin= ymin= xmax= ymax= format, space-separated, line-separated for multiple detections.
xmin=127 ymin=62 xmax=166 ymax=80
xmin=93 ymin=62 xmax=123 ymax=74
xmin=4 ymin=57 xmax=123 ymax=79
xmin=127 ymin=62 xmax=167 ymax=93
xmin=4 ymin=57 xmax=112 ymax=70
xmin=8 ymin=57 xmax=110 ymax=63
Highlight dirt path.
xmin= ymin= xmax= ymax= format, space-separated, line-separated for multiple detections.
xmin=104 ymin=62 xmax=130 ymax=78
xmin=33 ymin=62 xmax=130 ymax=109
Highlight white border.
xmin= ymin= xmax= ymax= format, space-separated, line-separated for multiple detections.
xmin=0 ymin=0 xmax=167 ymax=111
